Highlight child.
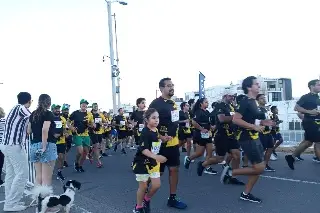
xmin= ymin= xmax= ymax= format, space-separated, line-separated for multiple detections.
xmin=132 ymin=108 xmax=167 ymax=213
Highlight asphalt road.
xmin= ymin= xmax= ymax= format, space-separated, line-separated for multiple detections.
xmin=1 ymin=148 xmax=320 ymax=213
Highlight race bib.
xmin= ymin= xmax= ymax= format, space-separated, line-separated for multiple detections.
xmin=139 ymin=124 xmax=144 ymax=132
xmin=255 ymin=119 xmax=261 ymax=126
xmin=95 ymin=118 xmax=102 ymax=124
xmin=230 ymin=112 xmax=235 ymax=116
xmin=201 ymin=132 xmax=209 ymax=139
xmin=54 ymin=121 xmax=62 ymax=129
xmin=120 ymin=121 xmax=126 ymax=126
xmin=185 ymin=122 xmax=190 ymax=128
xmin=171 ymin=110 xmax=179 ymax=122
xmin=151 ymin=141 xmax=161 ymax=154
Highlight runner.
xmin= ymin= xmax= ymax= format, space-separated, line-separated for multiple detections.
xmin=178 ymin=102 xmax=192 ymax=157
xmin=270 ymin=106 xmax=283 ymax=160
xmin=132 ymin=108 xmax=166 ymax=213
xmin=68 ymin=99 xmax=95 ymax=172
xmin=113 ymin=108 xmax=128 ymax=154
xmin=130 ymin=98 xmax=146 ymax=146
xmin=219 ymin=76 xmax=274 ymax=203
xmin=285 ymin=79 xmax=320 ymax=170
xmin=102 ymin=111 xmax=113 ymax=157
xmin=149 ymin=77 xmax=187 ymax=209
xmin=51 ymin=104 xmax=68 ymax=181
xmin=61 ymin=104 xmax=72 ymax=167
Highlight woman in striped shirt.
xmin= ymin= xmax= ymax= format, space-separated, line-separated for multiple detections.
xmin=0 ymin=106 xmax=5 ymax=186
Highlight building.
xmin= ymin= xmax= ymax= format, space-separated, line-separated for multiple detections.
xmin=185 ymin=75 xmax=293 ymax=105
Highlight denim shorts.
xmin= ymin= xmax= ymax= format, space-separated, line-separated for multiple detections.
xmin=29 ymin=142 xmax=58 ymax=163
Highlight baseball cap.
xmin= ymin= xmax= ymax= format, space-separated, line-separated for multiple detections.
xmin=80 ymin=99 xmax=89 ymax=105
xmin=62 ymin=104 xmax=70 ymax=110
xmin=51 ymin=104 xmax=61 ymax=110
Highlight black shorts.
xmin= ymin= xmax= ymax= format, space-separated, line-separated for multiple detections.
xmin=56 ymin=144 xmax=66 ymax=154
xmin=259 ymin=133 xmax=274 ymax=149
xmin=271 ymin=132 xmax=283 ymax=142
xmin=178 ymin=129 xmax=192 ymax=141
xmin=118 ymin=130 xmax=127 ymax=140
xmin=127 ymin=130 xmax=134 ymax=137
xmin=238 ymin=139 xmax=264 ymax=164
xmin=214 ymin=134 xmax=240 ymax=156
xmin=193 ymin=131 xmax=212 ymax=147
xmin=159 ymin=145 xmax=180 ymax=173
xmin=90 ymin=134 xmax=103 ymax=144
xmin=134 ymin=135 xmax=141 ymax=145
xmin=303 ymin=120 xmax=320 ymax=142
xmin=103 ymin=131 xmax=111 ymax=139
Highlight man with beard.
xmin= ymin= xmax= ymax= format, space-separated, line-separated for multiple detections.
xmin=149 ymin=78 xmax=187 ymax=210
xmin=51 ymin=104 xmax=67 ymax=181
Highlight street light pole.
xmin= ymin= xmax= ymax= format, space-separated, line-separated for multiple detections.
xmin=107 ymin=1 xmax=117 ymax=114
xmin=113 ymin=13 xmax=121 ymax=110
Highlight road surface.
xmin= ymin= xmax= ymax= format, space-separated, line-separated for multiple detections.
xmin=1 ymin=149 xmax=319 ymax=213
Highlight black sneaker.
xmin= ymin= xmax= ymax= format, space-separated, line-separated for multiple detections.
xmin=79 ymin=166 xmax=85 ymax=172
xmin=63 ymin=161 xmax=69 ymax=168
xmin=272 ymin=150 xmax=278 ymax=157
xmin=143 ymin=199 xmax=150 ymax=213
xmin=121 ymin=148 xmax=127 ymax=154
xmin=228 ymin=177 xmax=245 ymax=185
xmin=312 ymin=156 xmax=320 ymax=163
xmin=285 ymin=155 xmax=295 ymax=170
xmin=57 ymin=171 xmax=65 ymax=181
xmin=167 ymin=196 xmax=187 ymax=209
xmin=240 ymin=192 xmax=262 ymax=203
xmin=133 ymin=206 xmax=145 ymax=213
xmin=74 ymin=163 xmax=81 ymax=172
xmin=196 ymin=161 xmax=205 ymax=176
xmin=265 ymin=165 xmax=275 ymax=172
xmin=204 ymin=167 xmax=218 ymax=175
xmin=184 ymin=156 xmax=191 ymax=169
xmin=295 ymin=156 xmax=304 ymax=161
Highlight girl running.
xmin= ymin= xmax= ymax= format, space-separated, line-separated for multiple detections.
xmin=132 ymin=108 xmax=167 ymax=213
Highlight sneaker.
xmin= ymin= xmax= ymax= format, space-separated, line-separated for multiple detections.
xmin=240 ymin=192 xmax=262 ymax=203
xmin=295 ymin=156 xmax=304 ymax=161
xmin=265 ymin=165 xmax=275 ymax=172
xmin=196 ymin=161 xmax=205 ymax=176
xmin=57 ymin=171 xmax=65 ymax=181
xmin=167 ymin=196 xmax=187 ymax=209
xmin=272 ymin=150 xmax=278 ymax=157
xmin=0 ymin=180 xmax=4 ymax=187
xmin=312 ymin=156 xmax=320 ymax=163
xmin=220 ymin=165 xmax=231 ymax=184
xmin=74 ymin=163 xmax=81 ymax=172
xmin=79 ymin=166 xmax=85 ymax=172
xmin=285 ymin=155 xmax=295 ymax=170
xmin=143 ymin=199 xmax=150 ymax=213
xmin=63 ymin=161 xmax=69 ymax=167
xmin=97 ymin=162 xmax=103 ymax=168
xmin=183 ymin=156 xmax=191 ymax=169
xmin=203 ymin=167 xmax=218 ymax=175
xmin=133 ymin=206 xmax=145 ymax=213
xmin=3 ymin=205 xmax=27 ymax=212
xmin=218 ymin=160 xmax=226 ymax=165
xmin=270 ymin=153 xmax=277 ymax=161
xmin=121 ymin=148 xmax=127 ymax=154
xmin=228 ymin=177 xmax=245 ymax=185
xmin=130 ymin=146 xmax=136 ymax=150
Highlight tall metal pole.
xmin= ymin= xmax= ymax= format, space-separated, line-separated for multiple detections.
xmin=107 ymin=1 xmax=117 ymax=114
xmin=113 ymin=13 xmax=121 ymax=109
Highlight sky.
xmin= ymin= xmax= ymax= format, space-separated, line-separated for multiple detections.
xmin=1 ymin=0 xmax=320 ymax=113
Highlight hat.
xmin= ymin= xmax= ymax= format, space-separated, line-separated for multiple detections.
xmin=80 ymin=99 xmax=89 ymax=105
xmin=92 ymin=102 xmax=98 ymax=106
xmin=61 ymin=104 xmax=70 ymax=110
xmin=51 ymin=104 xmax=61 ymax=110
xmin=222 ymin=89 xmax=237 ymax=97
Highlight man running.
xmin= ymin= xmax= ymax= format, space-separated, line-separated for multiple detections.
xmin=149 ymin=77 xmax=187 ymax=209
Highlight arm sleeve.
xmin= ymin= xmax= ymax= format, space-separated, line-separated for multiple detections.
xmin=19 ymin=106 xmax=31 ymax=118
xmin=138 ymin=131 xmax=150 ymax=152
xmin=296 ymin=95 xmax=307 ymax=107
xmin=44 ymin=111 xmax=54 ymax=121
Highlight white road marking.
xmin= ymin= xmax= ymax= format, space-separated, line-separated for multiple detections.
xmin=261 ymin=175 xmax=320 ymax=185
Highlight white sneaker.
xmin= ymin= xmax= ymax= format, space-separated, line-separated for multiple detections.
xmin=130 ymin=146 xmax=136 ymax=150
xmin=270 ymin=154 xmax=277 ymax=161
xmin=3 ymin=205 xmax=27 ymax=212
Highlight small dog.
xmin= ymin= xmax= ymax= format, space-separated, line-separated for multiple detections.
xmin=32 ymin=180 xmax=81 ymax=213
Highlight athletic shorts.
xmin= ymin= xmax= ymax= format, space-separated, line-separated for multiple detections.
xmin=238 ymin=139 xmax=264 ymax=164
xmin=56 ymin=144 xmax=66 ymax=154
xmin=103 ymin=131 xmax=111 ymax=139
xmin=214 ymin=133 xmax=240 ymax=156
xmin=303 ymin=120 xmax=320 ymax=142
xmin=159 ymin=145 xmax=180 ymax=173
xmin=73 ymin=135 xmax=91 ymax=147
xmin=178 ymin=128 xmax=192 ymax=141
xmin=193 ymin=131 xmax=212 ymax=147
xmin=133 ymin=162 xmax=160 ymax=182
xmin=259 ymin=133 xmax=274 ymax=149
xmin=271 ymin=132 xmax=283 ymax=142
xmin=118 ymin=130 xmax=127 ymax=139
xmin=127 ymin=130 xmax=134 ymax=137
xmin=90 ymin=134 xmax=103 ymax=144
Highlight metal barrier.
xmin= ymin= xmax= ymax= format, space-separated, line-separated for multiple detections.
xmin=280 ymin=130 xmax=304 ymax=147
xmin=25 ymin=136 xmax=35 ymax=188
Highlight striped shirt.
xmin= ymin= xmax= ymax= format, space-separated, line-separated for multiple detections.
xmin=2 ymin=104 xmax=31 ymax=146
xmin=0 ymin=118 xmax=5 ymax=144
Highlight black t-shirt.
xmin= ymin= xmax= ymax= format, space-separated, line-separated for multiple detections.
xmin=69 ymin=110 xmax=90 ymax=134
xmin=149 ymin=97 xmax=179 ymax=137
xmin=215 ymin=102 xmax=236 ymax=137
xmin=193 ymin=109 xmax=211 ymax=138
xmin=134 ymin=127 xmax=160 ymax=166
xmin=130 ymin=110 xmax=144 ymax=132
xmin=270 ymin=113 xmax=280 ymax=133
xmin=236 ymin=96 xmax=264 ymax=141
xmin=296 ymin=93 xmax=320 ymax=120
xmin=114 ymin=115 xmax=127 ymax=131
xmin=179 ymin=110 xmax=190 ymax=128
xmin=30 ymin=110 xmax=56 ymax=143
xmin=258 ymin=106 xmax=271 ymax=133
